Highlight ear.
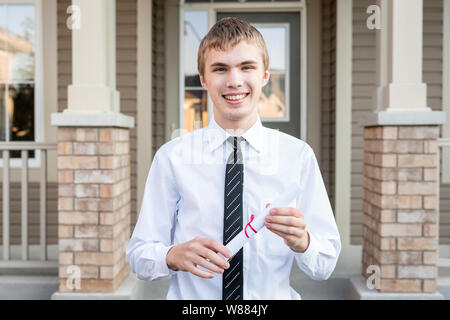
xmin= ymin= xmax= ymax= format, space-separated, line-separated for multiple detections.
xmin=200 ymin=74 xmax=208 ymax=90
xmin=262 ymin=69 xmax=270 ymax=87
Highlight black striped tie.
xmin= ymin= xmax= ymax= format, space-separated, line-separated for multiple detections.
xmin=222 ymin=136 xmax=244 ymax=300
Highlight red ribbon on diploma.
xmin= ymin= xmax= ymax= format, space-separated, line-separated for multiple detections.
xmin=245 ymin=214 xmax=257 ymax=238
xmin=244 ymin=203 xmax=270 ymax=238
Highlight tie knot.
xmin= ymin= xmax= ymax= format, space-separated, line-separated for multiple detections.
xmin=227 ymin=136 xmax=244 ymax=152
xmin=227 ymin=136 xmax=244 ymax=164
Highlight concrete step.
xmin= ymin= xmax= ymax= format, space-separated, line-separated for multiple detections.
xmin=0 ymin=260 xmax=58 ymax=276
xmin=0 ymin=275 xmax=58 ymax=300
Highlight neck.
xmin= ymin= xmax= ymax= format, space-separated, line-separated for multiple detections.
xmin=214 ymin=112 xmax=258 ymax=136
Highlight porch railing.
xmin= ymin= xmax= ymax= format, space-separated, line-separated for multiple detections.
xmin=0 ymin=142 xmax=57 ymax=266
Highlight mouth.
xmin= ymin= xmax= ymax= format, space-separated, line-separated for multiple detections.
xmin=222 ymin=93 xmax=250 ymax=105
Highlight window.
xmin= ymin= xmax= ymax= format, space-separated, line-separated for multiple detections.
xmin=253 ymin=24 xmax=289 ymax=122
xmin=183 ymin=10 xmax=209 ymax=133
xmin=0 ymin=3 xmax=36 ymax=145
xmin=0 ymin=1 xmax=42 ymax=165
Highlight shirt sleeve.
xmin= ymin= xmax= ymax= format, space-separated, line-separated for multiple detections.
xmin=126 ymin=148 xmax=181 ymax=281
xmin=294 ymin=145 xmax=341 ymax=280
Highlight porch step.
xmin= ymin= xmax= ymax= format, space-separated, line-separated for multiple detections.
xmin=0 ymin=260 xmax=58 ymax=276
xmin=0 ymin=275 xmax=58 ymax=300
xmin=438 ymin=258 xmax=450 ymax=278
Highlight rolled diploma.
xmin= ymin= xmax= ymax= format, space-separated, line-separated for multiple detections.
xmin=225 ymin=184 xmax=302 ymax=258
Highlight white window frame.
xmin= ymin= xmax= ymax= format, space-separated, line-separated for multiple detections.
xmin=179 ymin=0 xmax=307 ymax=140
xmin=0 ymin=0 xmax=44 ymax=168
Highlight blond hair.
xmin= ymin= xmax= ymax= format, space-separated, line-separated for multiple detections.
xmin=197 ymin=17 xmax=269 ymax=77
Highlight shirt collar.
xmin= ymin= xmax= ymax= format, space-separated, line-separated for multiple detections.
xmin=205 ymin=115 xmax=265 ymax=153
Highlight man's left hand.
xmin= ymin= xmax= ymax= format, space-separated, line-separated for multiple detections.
xmin=264 ymin=206 xmax=310 ymax=253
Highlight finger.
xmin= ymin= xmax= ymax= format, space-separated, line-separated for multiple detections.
xmin=200 ymin=248 xmax=230 ymax=270
xmin=194 ymin=255 xmax=225 ymax=275
xmin=202 ymin=238 xmax=233 ymax=259
xmin=188 ymin=264 xmax=215 ymax=279
xmin=270 ymin=207 xmax=303 ymax=217
xmin=266 ymin=215 xmax=305 ymax=228
xmin=265 ymin=221 xmax=301 ymax=237
xmin=267 ymin=228 xmax=299 ymax=246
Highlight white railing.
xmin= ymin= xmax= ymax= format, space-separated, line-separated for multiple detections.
xmin=0 ymin=142 xmax=57 ymax=264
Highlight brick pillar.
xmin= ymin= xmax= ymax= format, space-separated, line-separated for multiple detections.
xmin=362 ymin=125 xmax=439 ymax=293
xmin=57 ymin=127 xmax=131 ymax=292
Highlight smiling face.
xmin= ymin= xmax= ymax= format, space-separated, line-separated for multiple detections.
xmin=200 ymin=40 xmax=270 ymax=132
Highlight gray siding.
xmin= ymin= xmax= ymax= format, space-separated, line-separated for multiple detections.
xmin=152 ymin=0 xmax=166 ymax=156
xmin=117 ymin=0 xmax=138 ymax=225
xmin=321 ymin=0 xmax=336 ymax=210
xmin=351 ymin=0 xmax=374 ymax=245
xmin=351 ymin=0 xmax=448 ymax=244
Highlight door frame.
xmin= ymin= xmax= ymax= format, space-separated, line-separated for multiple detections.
xmin=179 ymin=0 xmax=308 ymax=141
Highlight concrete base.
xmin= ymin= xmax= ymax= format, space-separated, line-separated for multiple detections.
xmin=0 ymin=275 xmax=58 ymax=300
xmin=349 ymin=276 xmax=445 ymax=300
xmin=51 ymin=273 xmax=145 ymax=300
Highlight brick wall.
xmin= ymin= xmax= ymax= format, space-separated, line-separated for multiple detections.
xmin=362 ymin=126 xmax=439 ymax=293
xmin=57 ymin=128 xmax=131 ymax=292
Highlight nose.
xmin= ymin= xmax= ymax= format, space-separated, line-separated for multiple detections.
xmin=226 ymin=68 xmax=243 ymax=88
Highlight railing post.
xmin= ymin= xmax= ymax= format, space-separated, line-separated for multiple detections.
xmin=40 ymin=149 xmax=48 ymax=261
xmin=21 ymin=150 xmax=29 ymax=261
xmin=0 ymin=142 xmax=56 ymax=263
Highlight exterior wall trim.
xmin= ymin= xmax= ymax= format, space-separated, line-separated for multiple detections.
xmin=335 ymin=0 xmax=352 ymax=246
xmin=137 ymin=0 xmax=153 ymax=216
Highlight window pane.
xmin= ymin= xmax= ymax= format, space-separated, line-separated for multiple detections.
xmin=185 ymin=74 xmax=201 ymax=87
xmin=184 ymin=11 xmax=208 ymax=87
xmin=184 ymin=11 xmax=209 ymax=132
xmin=254 ymin=25 xmax=288 ymax=120
xmin=0 ymin=5 xmax=7 ymax=83
xmin=7 ymin=5 xmax=35 ymax=82
xmin=259 ymin=74 xmax=286 ymax=119
xmin=0 ymin=84 xmax=5 ymax=141
xmin=255 ymin=26 xmax=286 ymax=71
xmin=184 ymin=90 xmax=207 ymax=133
xmin=9 ymin=83 xmax=34 ymax=140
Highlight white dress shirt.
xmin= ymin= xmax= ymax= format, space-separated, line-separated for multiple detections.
xmin=126 ymin=116 xmax=341 ymax=300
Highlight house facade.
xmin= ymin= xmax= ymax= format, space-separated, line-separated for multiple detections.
xmin=0 ymin=0 xmax=449 ymax=298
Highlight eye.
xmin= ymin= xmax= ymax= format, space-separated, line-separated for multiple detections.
xmin=214 ymin=67 xmax=226 ymax=72
xmin=242 ymin=66 xmax=253 ymax=70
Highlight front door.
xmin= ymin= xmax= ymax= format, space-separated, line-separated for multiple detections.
xmin=217 ymin=12 xmax=301 ymax=139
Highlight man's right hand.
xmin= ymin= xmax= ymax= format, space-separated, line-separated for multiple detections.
xmin=166 ymin=236 xmax=232 ymax=279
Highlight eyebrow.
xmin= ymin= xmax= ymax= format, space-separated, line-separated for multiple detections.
xmin=209 ymin=60 xmax=258 ymax=68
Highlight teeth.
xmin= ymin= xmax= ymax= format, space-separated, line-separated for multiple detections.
xmin=224 ymin=94 xmax=247 ymax=101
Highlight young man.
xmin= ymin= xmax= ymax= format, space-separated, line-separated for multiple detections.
xmin=126 ymin=17 xmax=341 ymax=300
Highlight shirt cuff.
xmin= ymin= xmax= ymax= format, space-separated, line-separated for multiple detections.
xmin=164 ymin=245 xmax=179 ymax=276
xmin=140 ymin=244 xmax=178 ymax=280
xmin=294 ymin=231 xmax=318 ymax=265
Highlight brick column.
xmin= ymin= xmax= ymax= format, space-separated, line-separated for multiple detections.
xmin=362 ymin=125 xmax=439 ymax=293
xmin=57 ymin=127 xmax=131 ymax=292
